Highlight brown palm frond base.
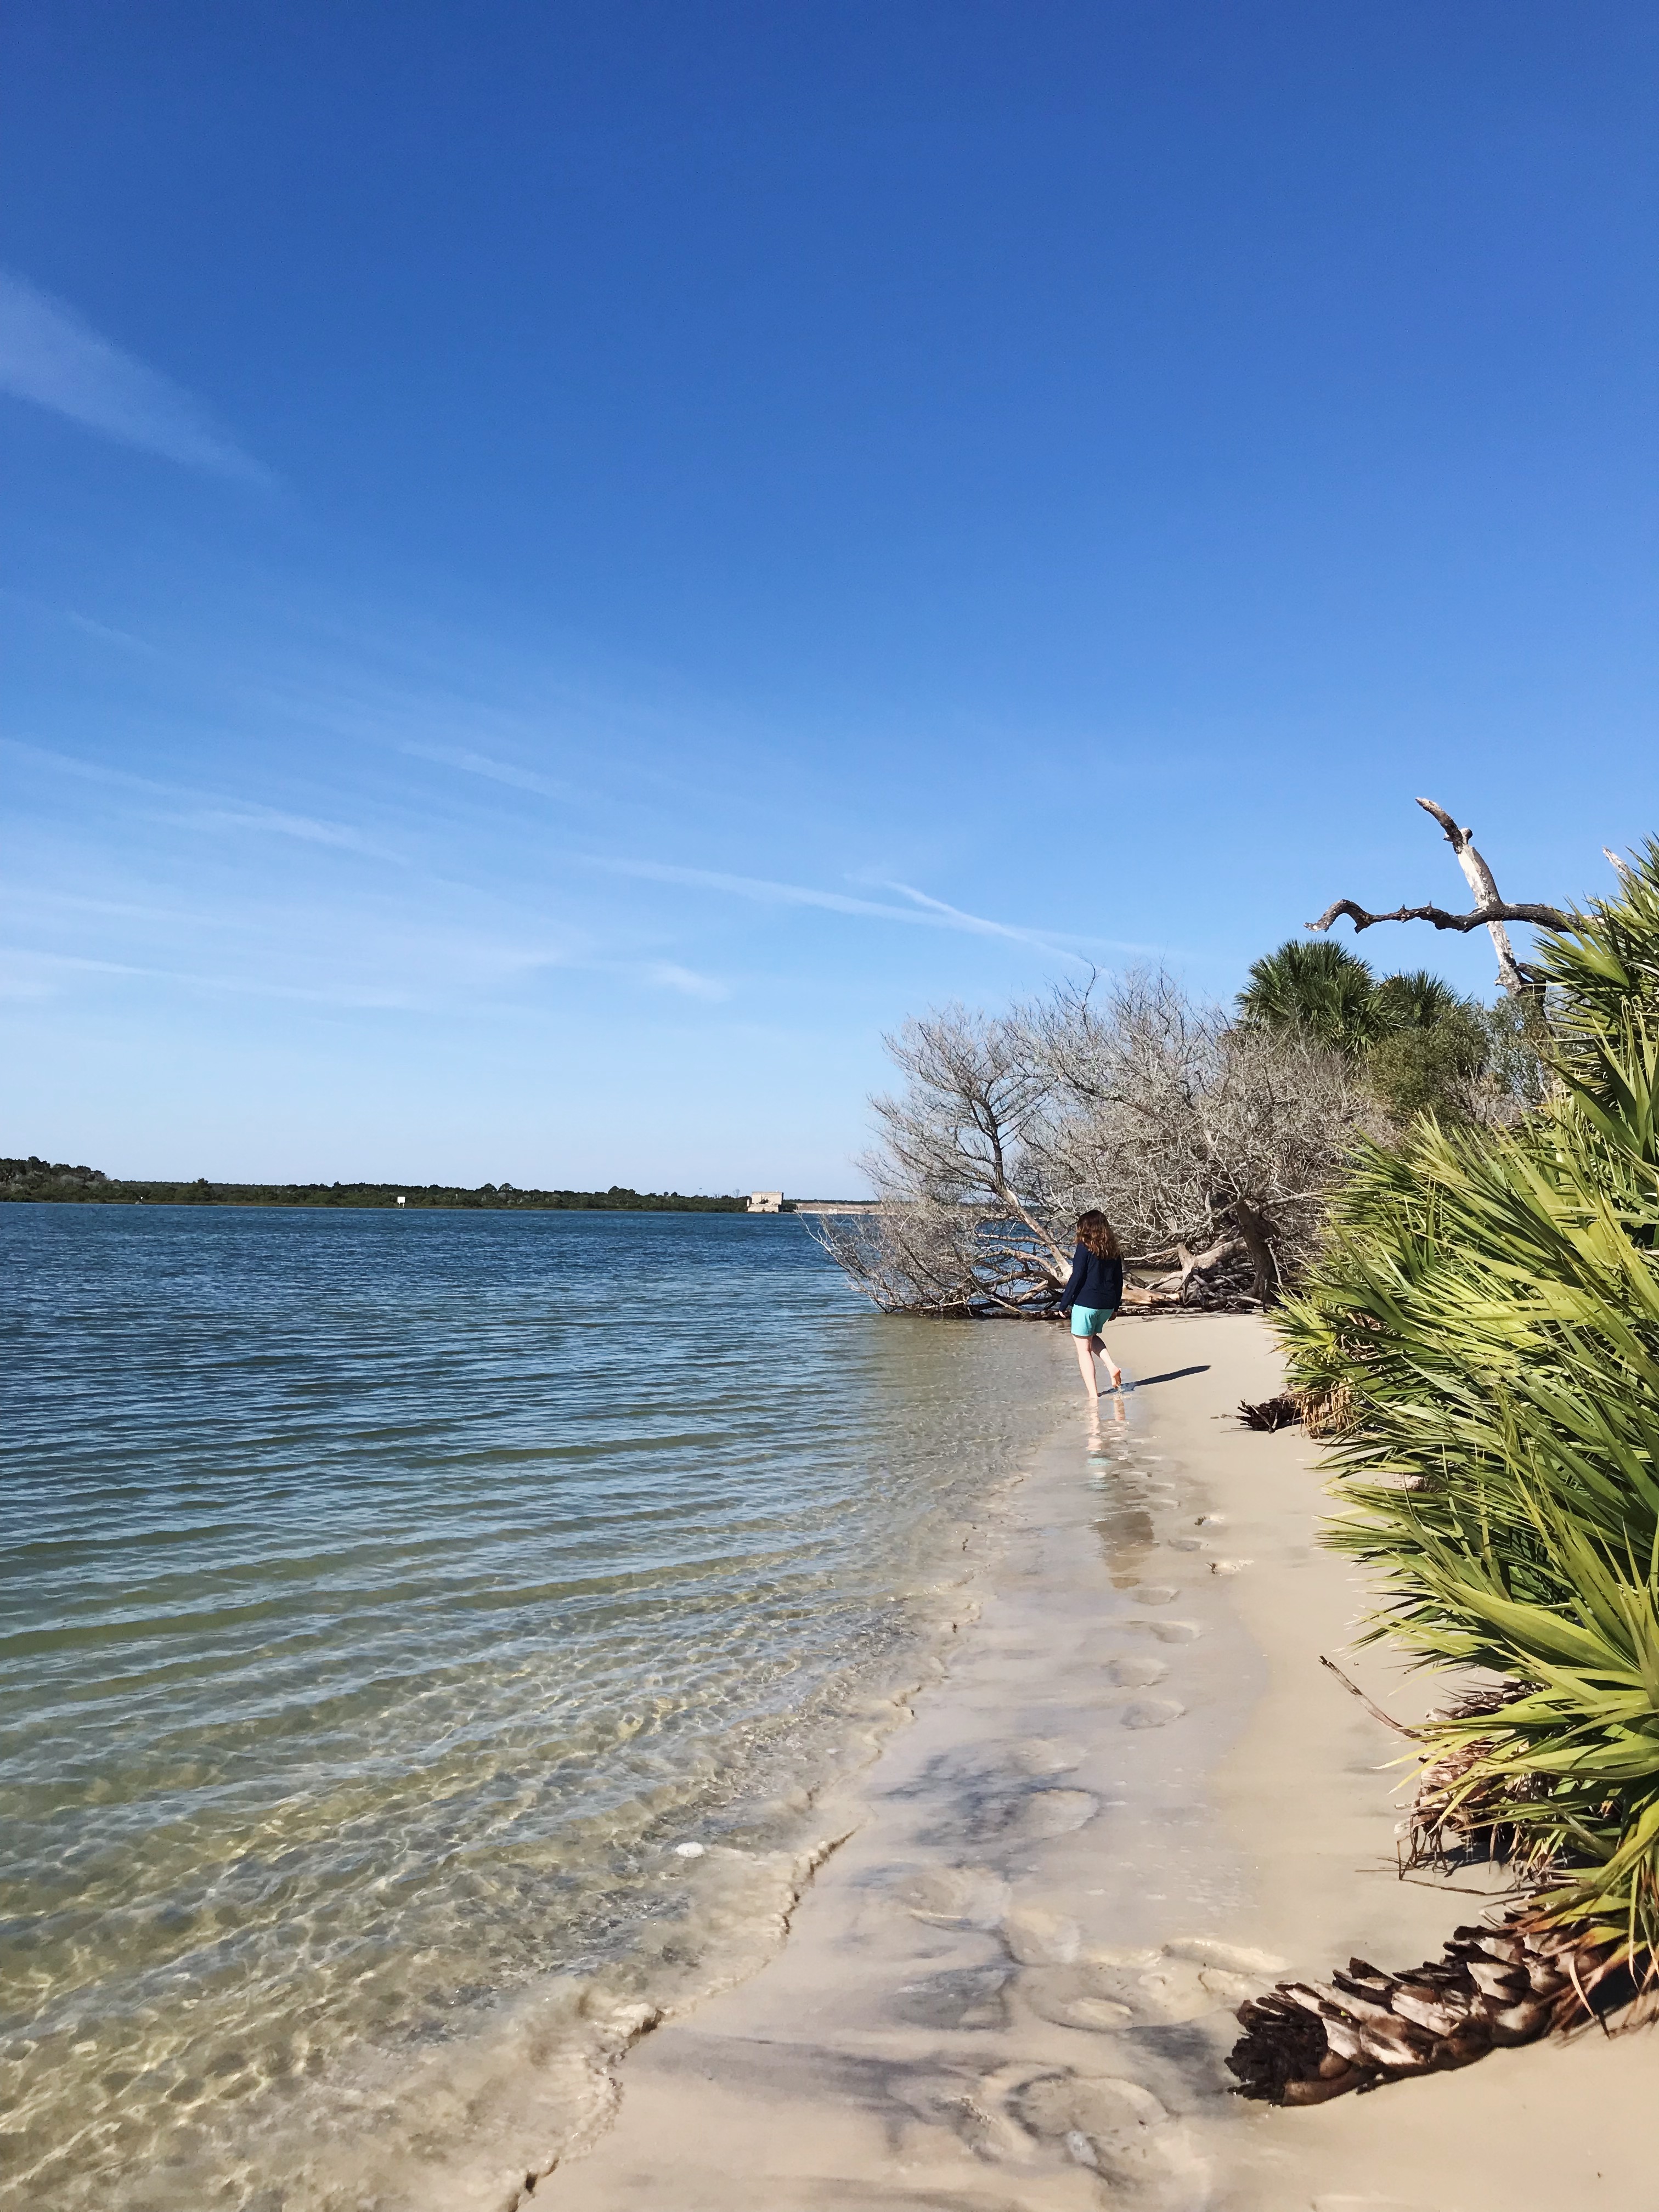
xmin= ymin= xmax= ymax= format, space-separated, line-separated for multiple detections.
xmin=1228 ymin=1912 xmax=1642 ymax=2104
xmin=1295 ymin=1379 xmax=1355 ymax=1437
xmin=1406 ymin=1683 xmax=1542 ymax=1869
xmin=1238 ymin=1393 xmax=1302 ymax=1430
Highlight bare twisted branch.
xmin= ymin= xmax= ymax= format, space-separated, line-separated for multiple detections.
xmin=1308 ymin=896 xmax=1570 ymax=936
xmin=1307 ymin=797 xmax=1568 ymax=996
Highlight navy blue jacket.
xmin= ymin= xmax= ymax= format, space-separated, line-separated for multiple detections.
xmin=1060 ymin=1242 xmax=1123 ymax=1313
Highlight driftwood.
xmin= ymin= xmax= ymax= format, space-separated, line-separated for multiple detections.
xmin=1308 ymin=798 xmax=1568 ymax=1000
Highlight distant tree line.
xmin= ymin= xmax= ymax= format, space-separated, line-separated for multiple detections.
xmin=0 ymin=1159 xmax=752 ymax=1211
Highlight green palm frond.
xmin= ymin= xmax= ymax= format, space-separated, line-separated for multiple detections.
xmin=1283 ymin=839 xmax=1659 ymax=1970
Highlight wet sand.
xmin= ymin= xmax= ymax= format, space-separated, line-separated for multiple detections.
xmin=531 ymin=1315 xmax=1654 ymax=2212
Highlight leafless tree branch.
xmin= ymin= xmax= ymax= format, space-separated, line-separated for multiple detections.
xmin=813 ymin=973 xmax=1376 ymax=1317
xmin=1307 ymin=796 xmax=1568 ymax=998
xmin=1306 ymin=896 xmax=1570 ymax=936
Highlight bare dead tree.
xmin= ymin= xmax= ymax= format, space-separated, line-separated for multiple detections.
xmin=810 ymin=1005 xmax=1076 ymax=1316
xmin=811 ymin=975 xmax=1374 ymax=1315
xmin=1307 ymin=797 xmax=1568 ymax=999
xmin=1029 ymin=974 xmax=1374 ymax=1304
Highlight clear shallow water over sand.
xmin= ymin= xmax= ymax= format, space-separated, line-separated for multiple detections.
xmin=1 ymin=1206 xmax=1064 ymax=2209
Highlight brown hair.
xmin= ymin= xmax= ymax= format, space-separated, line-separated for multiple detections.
xmin=1076 ymin=1209 xmax=1120 ymax=1259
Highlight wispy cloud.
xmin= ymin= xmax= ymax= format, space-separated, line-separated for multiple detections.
xmin=586 ymin=854 xmax=1135 ymax=962
xmin=177 ymin=804 xmax=394 ymax=856
xmin=637 ymin=960 xmax=729 ymax=1001
xmin=0 ymin=269 xmax=270 ymax=483
xmin=879 ymin=879 xmax=1177 ymax=963
xmin=0 ymin=945 xmax=417 ymax=1010
xmin=589 ymin=855 xmax=961 ymax=925
xmin=400 ymin=740 xmax=577 ymax=802
xmin=874 ymin=878 xmax=1081 ymax=959
xmin=2 ymin=738 xmax=388 ymax=855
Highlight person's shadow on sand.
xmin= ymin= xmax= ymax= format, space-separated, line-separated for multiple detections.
xmin=1130 ymin=1364 xmax=1210 ymax=1388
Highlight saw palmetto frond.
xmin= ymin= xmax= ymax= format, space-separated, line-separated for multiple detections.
xmin=1242 ymin=840 xmax=1659 ymax=2100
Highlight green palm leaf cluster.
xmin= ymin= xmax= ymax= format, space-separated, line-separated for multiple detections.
xmin=1279 ymin=838 xmax=1659 ymax=1971
xmin=1235 ymin=938 xmax=1530 ymax=1127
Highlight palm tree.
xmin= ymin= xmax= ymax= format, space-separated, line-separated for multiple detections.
xmin=1371 ymin=968 xmax=1466 ymax=1030
xmin=1365 ymin=970 xmax=1488 ymax=1124
xmin=1236 ymin=940 xmax=1384 ymax=1054
xmin=1236 ymin=839 xmax=1659 ymax=2100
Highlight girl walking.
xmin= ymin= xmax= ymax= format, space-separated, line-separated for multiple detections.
xmin=1060 ymin=1209 xmax=1124 ymax=1402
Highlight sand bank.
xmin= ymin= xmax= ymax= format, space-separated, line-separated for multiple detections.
xmin=520 ymin=1313 xmax=1655 ymax=2211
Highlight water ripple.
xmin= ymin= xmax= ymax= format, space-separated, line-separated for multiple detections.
xmin=0 ymin=1206 xmax=1060 ymax=2208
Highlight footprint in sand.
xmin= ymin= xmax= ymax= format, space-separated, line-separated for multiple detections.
xmin=1009 ymin=1736 xmax=1087 ymax=1776
xmin=896 ymin=2072 xmax=1031 ymax=2164
xmin=891 ymin=1963 xmax=1012 ymax=2030
xmin=1106 ymin=1655 xmax=1168 ymax=1688
xmin=1125 ymin=1618 xmax=1202 ymax=1643
xmin=1129 ymin=1584 xmax=1179 ymax=1605
xmin=1012 ymin=2070 xmax=1209 ymax=2201
xmin=1007 ymin=1788 xmax=1100 ymax=1841
xmin=1019 ymin=1973 xmax=1136 ymax=2032
xmin=1002 ymin=1906 xmax=1083 ymax=1965
xmin=895 ymin=1865 xmax=1012 ymax=1928
xmin=1022 ymin=1942 xmax=1280 ymax=2038
xmin=1019 ymin=1955 xmax=1212 ymax=2030
xmin=1121 ymin=1697 xmax=1184 ymax=1728
xmin=943 ymin=1786 xmax=1101 ymax=1852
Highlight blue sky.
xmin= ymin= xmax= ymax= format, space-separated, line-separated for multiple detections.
xmin=3 ymin=2 xmax=1656 ymax=1192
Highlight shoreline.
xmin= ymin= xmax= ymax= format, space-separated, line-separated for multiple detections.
xmin=521 ymin=1313 xmax=1657 ymax=2212
xmin=219 ymin=1324 xmax=1070 ymax=2212
xmin=534 ymin=1313 xmax=1273 ymax=2211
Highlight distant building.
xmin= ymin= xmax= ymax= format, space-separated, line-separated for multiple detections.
xmin=747 ymin=1191 xmax=783 ymax=1214
xmin=396 ymin=1195 xmax=407 ymax=1207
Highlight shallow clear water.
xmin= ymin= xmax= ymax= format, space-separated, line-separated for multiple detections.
xmin=0 ymin=1206 xmax=1062 ymax=2208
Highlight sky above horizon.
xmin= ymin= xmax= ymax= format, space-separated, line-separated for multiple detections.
xmin=4 ymin=2 xmax=1657 ymax=1192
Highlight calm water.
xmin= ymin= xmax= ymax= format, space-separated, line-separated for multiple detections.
xmin=1 ymin=1206 xmax=1063 ymax=2208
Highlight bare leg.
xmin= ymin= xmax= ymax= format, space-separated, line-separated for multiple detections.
xmin=1071 ymin=1333 xmax=1099 ymax=1402
xmin=1093 ymin=1332 xmax=1124 ymax=1391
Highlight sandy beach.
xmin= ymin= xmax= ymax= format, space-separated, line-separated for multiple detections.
xmin=520 ymin=1313 xmax=1656 ymax=2212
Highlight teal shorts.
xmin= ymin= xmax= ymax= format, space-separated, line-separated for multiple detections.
xmin=1070 ymin=1304 xmax=1118 ymax=1338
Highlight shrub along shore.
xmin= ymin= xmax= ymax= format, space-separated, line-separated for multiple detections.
xmin=0 ymin=1159 xmax=752 ymax=1211
xmin=1231 ymin=838 xmax=1659 ymax=2100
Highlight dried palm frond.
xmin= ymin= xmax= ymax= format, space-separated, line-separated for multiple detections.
xmin=1296 ymin=1379 xmax=1355 ymax=1438
xmin=1238 ymin=1393 xmax=1302 ymax=1431
xmin=1407 ymin=1681 xmax=1535 ymax=1866
xmin=1228 ymin=1909 xmax=1643 ymax=2104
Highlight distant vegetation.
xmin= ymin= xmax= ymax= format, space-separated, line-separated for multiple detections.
xmin=0 ymin=1159 xmax=752 ymax=1211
